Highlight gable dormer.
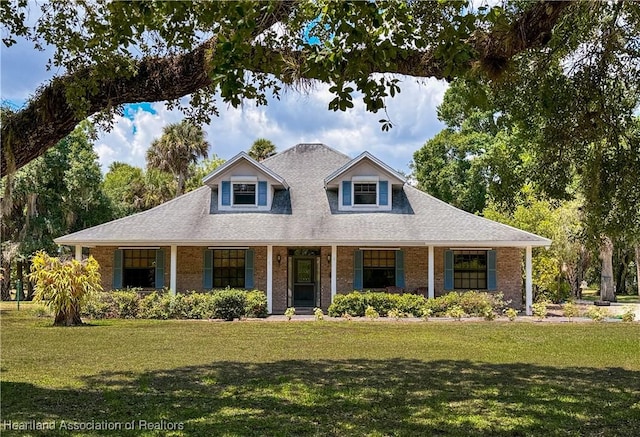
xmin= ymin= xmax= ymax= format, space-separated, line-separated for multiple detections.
xmin=203 ymin=152 xmax=288 ymax=212
xmin=324 ymin=151 xmax=406 ymax=212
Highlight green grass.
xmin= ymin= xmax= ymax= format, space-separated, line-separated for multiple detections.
xmin=581 ymin=288 xmax=640 ymax=303
xmin=1 ymin=306 xmax=639 ymax=436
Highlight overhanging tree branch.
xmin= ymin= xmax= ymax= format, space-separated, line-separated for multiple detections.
xmin=1 ymin=0 xmax=571 ymax=175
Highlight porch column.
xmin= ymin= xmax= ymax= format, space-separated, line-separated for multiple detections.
xmin=331 ymin=245 xmax=337 ymax=301
xmin=525 ymin=246 xmax=533 ymax=316
xmin=428 ymin=246 xmax=435 ymax=299
xmin=170 ymin=245 xmax=177 ymax=296
xmin=267 ymin=245 xmax=273 ymax=314
xmin=75 ymin=245 xmax=82 ymax=261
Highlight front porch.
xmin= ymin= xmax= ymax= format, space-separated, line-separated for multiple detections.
xmin=81 ymin=244 xmax=535 ymax=315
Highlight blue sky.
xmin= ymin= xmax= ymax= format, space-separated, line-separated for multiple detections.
xmin=1 ymin=32 xmax=448 ymax=176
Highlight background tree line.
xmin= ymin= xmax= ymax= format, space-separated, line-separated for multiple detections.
xmin=412 ymin=79 xmax=640 ymax=302
xmin=0 ymin=123 xmax=285 ymax=299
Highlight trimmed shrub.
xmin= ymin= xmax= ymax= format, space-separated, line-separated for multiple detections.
xmin=424 ymin=292 xmax=461 ymax=316
xmin=314 ymin=307 xmax=324 ymax=321
xmin=112 ymin=291 xmax=140 ymax=318
xmin=562 ymin=301 xmax=580 ymax=320
xmin=139 ymin=292 xmax=174 ymax=319
xmin=396 ymin=293 xmax=429 ymax=317
xmin=532 ymin=301 xmax=548 ymax=320
xmin=82 ymin=292 xmax=117 ymax=319
xmin=363 ymin=292 xmax=399 ymax=316
xmin=446 ymin=305 xmax=465 ymax=320
xmin=586 ymin=306 xmax=609 ymax=322
xmin=284 ymin=307 xmax=295 ymax=320
xmin=172 ymin=292 xmax=215 ymax=319
xmin=504 ymin=308 xmax=518 ymax=321
xmin=365 ymin=305 xmax=380 ymax=319
xmin=621 ymin=307 xmax=636 ymax=323
xmin=328 ymin=291 xmax=429 ymax=318
xmin=211 ymin=289 xmax=247 ymax=321
xmin=245 ymin=290 xmax=268 ymax=318
xmin=328 ymin=291 xmax=367 ymax=317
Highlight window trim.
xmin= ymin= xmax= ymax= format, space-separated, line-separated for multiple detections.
xmin=229 ymin=176 xmax=258 ymax=207
xmin=351 ymin=176 xmax=379 ymax=207
xmin=361 ymin=249 xmax=396 ymax=289
xmin=232 ymin=182 xmax=257 ymax=207
xmin=339 ymin=175 xmax=391 ymax=211
xmin=212 ymin=248 xmax=247 ymax=289
xmin=353 ymin=181 xmax=378 ymax=206
xmin=121 ymin=248 xmax=157 ymax=289
xmin=452 ymin=250 xmax=488 ymax=290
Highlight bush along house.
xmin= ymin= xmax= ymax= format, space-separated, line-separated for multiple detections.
xmin=55 ymin=144 xmax=550 ymax=315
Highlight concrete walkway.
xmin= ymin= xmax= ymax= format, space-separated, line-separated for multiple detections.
xmin=261 ymin=313 xmax=638 ymax=323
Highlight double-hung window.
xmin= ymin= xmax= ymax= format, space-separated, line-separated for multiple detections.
xmin=213 ymin=249 xmax=246 ymax=288
xmin=362 ymin=250 xmax=396 ymax=288
xmin=233 ymin=183 xmax=256 ymax=205
xmin=453 ymin=250 xmax=487 ymax=289
xmin=123 ymin=249 xmax=156 ymax=288
xmin=354 ymin=183 xmax=377 ymax=205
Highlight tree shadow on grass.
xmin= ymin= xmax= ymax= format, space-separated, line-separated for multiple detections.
xmin=2 ymin=359 xmax=639 ymax=436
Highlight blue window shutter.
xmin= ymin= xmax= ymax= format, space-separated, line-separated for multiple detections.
xmin=444 ymin=250 xmax=454 ymax=290
xmin=258 ymin=181 xmax=267 ymax=206
xmin=203 ymin=249 xmax=213 ymax=289
xmin=353 ymin=250 xmax=363 ymax=290
xmin=155 ymin=249 xmax=165 ymax=289
xmin=113 ymin=249 xmax=123 ymax=289
xmin=487 ymin=250 xmax=497 ymax=290
xmin=221 ymin=181 xmax=231 ymax=205
xmin=379 ymin=181 xmax=389 ymax=206
xmin=395 ymin=250 xmax=405 ymax=288
xmin=245 ymin=249 xmax=255 ymax=289
xmin=342 ymin=181 xmax=351 ymax=206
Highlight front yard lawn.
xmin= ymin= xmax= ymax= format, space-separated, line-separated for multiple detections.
xmin=1 ymin=305 xmax=639 ymax=436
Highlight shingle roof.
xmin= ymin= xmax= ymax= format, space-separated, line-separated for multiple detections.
xmin=55 ymin=143 xmax=551 ymax=247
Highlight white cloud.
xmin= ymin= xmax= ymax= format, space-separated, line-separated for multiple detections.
xmin=92 ymin=76 xmax=448 ymax=175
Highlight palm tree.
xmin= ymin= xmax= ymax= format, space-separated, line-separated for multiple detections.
xmin=146 ymin=120 xmax=210 ymax=197
xmin=248 ymin=138 xmax=276 ymax=161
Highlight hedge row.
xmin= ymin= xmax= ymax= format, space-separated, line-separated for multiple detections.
xmin=327 ymin=291 xmax=508 ymax=318
xmin=82 ymin=289 xmax=268 ymax=321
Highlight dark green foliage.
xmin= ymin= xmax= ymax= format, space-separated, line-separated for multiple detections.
xmin=112 ymin=291 xmax=140 ymax=319
xmin=425 ymin=291 xmax=507 ymax=317
xmin=84 ymin=289 xmax=268 ymax=321
xmin=244 ymin=290 xmax=268 ymax=318
xmin=81 ymin=292 xmax=117 ymax=319
xmin=1 ymin=121 xmax=113 ymax=257
xmin=328 ymin=291 xmax=368 ymax=317
xmin=210 ymin=289 xmax=247 ymax=321
xmin=328 ymin=291 xmax=427 ymax=318
xmin=138 ymin=292 xmax=175 ymax=320
xmin=327 ymin=291 xmax=506 ymax=319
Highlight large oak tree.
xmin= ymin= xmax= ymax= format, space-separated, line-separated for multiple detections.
xmin=1 ymin=0 xmax=577 ymax=175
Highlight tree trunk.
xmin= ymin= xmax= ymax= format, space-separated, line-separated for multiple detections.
xmin=176 ymin=173 xmax=185 ymax=198
xmin=636 ymin=244 xmax=640 ymax=297
xmin=23 ymin=259 xmax=34 ymax=300
xmin=0 ymin=258 xmax=11 ymax=300
xmin=599 ymin=236 xmax=616 ymax=302
xmin=614 ymin=249 xmax=629 ymax=295
xmin=53 ymin=303 xmax=83 ymax=326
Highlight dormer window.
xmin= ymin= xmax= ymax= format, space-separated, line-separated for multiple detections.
xmin=354 ymin=183 xmax=377 ymax=205
xmin=234 ymin=183 xmax=256 ymax=205
xmin=338 ymin=176 xmax=390 ymax=211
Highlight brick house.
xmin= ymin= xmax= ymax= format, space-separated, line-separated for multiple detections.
xmin=55 ymin=143 xmax=550 ymax=315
